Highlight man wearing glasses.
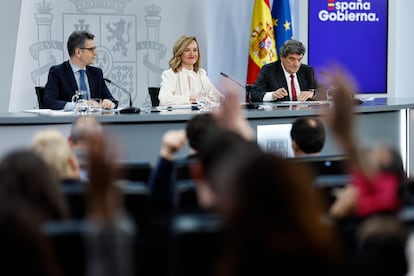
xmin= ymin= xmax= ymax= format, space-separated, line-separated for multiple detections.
xmin=43 ymin=31 xmax=118 ymax=110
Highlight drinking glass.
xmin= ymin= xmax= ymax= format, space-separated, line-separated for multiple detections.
xmin=326 ymin=87 xmax=336 ymax=102
xmin=88 ymin=98 xmax=102 ymax=113
xmin=72 ymin=90 xmax=88 ymax=114
xmin=197 ymin=91 xmax=211 ymax=110
xmin=74 ymin=99 xmax=89 ymax=114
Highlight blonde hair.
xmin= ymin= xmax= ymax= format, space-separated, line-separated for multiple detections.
xmin=31 ymin=129 xmax=77 ymax=181
xmin=169 ymin=35 xmax=200 ymax=73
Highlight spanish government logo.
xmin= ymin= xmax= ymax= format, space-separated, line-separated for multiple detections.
xmin=319 ymin=0 xmax=380 ymax=22
xmin=30 ymin=0 xmax=166 ymax=107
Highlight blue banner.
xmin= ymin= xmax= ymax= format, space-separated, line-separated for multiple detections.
xmin=308 ymin=0 xmax=388 ymax=94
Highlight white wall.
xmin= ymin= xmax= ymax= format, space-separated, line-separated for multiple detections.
xmin=394 ymin=0 xmax=414 ymax=98
xmin=0 ymin=0 xmax=21 ymax=111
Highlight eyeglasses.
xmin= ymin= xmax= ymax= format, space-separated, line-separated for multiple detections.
xmin=79 ymin=46 xmax=97 ymax=52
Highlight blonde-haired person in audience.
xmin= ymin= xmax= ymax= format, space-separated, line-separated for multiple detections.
xmin=158 ymin=35 xmax=223 ymax=106
xmin=32 ymin=129 xmax=81 ymax=186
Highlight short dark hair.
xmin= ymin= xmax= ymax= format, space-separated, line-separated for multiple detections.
xmin=185 ymin=113 xmax=219 ymax=151
xmin=279 ymin=39 xmax=306 ymax=58
xmin=198 ymin=129 xmax=262 ymax=192
xmin=290 ymin=117 xmax=325 ymax=154
xmin=67 ymin=31 xmax=95 ymax=57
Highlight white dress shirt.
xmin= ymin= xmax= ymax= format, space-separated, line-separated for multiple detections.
xmin=262 ymin=63 xmax=301 ymax=102
xmin=158 ymin=67 xmax=222 ymax=106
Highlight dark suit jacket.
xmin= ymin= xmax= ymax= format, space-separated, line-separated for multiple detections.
xmin=250 ymin=60 xmax=317 ymax=102
xmin=43 ymin=61 xmax=118 ymax=110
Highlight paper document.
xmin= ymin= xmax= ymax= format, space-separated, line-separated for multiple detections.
xmin=278 ymin=101 xmax=329 ymax=105
xmin=159 ymin=104 xmax=200 ymax=110
xmin=23 ymin=109 xmax=75 ymax=116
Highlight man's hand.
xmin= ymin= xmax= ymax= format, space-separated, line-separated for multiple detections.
xmin=330 ymin=185 xmax=358 ymax=218
xmin=298 ymin=90 xmax=314 ymax=101
xmin=213 ymin=83 xmax=255 ymax=141
xmin=101 ymin=99 xmax=114 ymax=109
xmin=272 ymin=87 xmax=288 ymax=100
xmin=189 ymin=95 xmax=198 ymax=104
xmin=160 ymin=130 xmax=187 ymax=160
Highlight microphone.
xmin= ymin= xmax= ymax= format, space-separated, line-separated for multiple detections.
xmin=104 ymin=78 xmax=140 ymax=114
xmin=220 ymin=72 xmax=258 ymax=109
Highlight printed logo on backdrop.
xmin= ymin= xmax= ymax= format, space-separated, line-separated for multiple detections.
xmin=29 ymin=0 xmax=166 ymax=108
xmin=319 ymin=0 xmax=380 ymax=22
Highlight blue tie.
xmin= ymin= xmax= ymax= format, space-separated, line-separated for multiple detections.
xmin=78 ymin=69 xmax=88 ymax=99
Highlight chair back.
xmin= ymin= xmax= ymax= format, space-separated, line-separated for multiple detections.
xmin=117 ymin=162 xmax=152 ymax=184
xmin=35 ymin=86 xmax=45 ymax=109
xmin=148 ymin=87 xmax=160 ymax=107
xmin=169 ymin=213 xmax=223 ymax=276
xmin=41 ymin=220 xmax=86 ymax=276
xmin=61 ymin=183 xmax=152 ymax=236
xmin=173 ymin=159 xmax=201 ymax=213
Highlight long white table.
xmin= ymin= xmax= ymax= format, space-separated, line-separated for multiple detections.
xmin=1 ymin=98 xmax=413 ymax=174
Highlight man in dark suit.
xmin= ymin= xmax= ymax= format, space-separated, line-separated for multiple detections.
xmin=43 ymin=31 xmax=118 ymax=110
xmin=250 ymin=39 xmax=317 ymax=102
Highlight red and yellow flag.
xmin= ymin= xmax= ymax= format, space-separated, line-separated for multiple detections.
xmin=246 ymin=0 xmax=277 ymax=85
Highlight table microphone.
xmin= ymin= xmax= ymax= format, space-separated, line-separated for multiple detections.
xmin=219 ymin=72 xmax=259 ymax=109
xmin=104 ymin=78 xmax=141 ymax=114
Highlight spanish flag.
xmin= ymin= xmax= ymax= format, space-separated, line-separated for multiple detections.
xmin=246 ymin=0 xmax=277 ymax=85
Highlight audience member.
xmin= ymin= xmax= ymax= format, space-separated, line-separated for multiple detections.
xmin=193 ymin=129 xmax=263 ymax=212
xmin=158 ymin=35 xmax=223 ymax=106
xmin=290 ymin=116 xmax=326 ymax=157
xmin=176 ymin=84 xmax=340 ymax=275
xmin=43 ymin=31 xmax=118 ymax=110
xmin=0 ymin=149 xmax=68 ymax=223
xmin=190 ymin=85 xmax=259 ymax=212
xmin=32 ymin=129 xmax=82 ymax=186
xmin=324 ymin=67 xmax=408 ymax=275
xmin=0 ymin=210 xmax=63 ymax=276
xmin=325 ymin=70 xmax=405 ymax=220
xmin=250 ymin=39 xmax=317 ymax=102
xmin=83 ymin=129 xmax=136 ymax=276
xmin=149 ymin=113 xmax=220 ymax=216
xmin=0 ymin=149 xmax=70 ymax=276
xmin=330 ymin=145 xmax=405 ymax=219
xmin=186 ymin=88 xmax=340 ymax=274
xmin=68 ymin=115 xmax=104 ymax=181
xmin=212 ymin=152 xmax=340 ymax=276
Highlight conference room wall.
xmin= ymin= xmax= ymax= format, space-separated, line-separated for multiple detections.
xmin=0 ymin=1 xmax=412 ymax=112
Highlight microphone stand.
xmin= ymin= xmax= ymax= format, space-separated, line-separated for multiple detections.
xmin=104 ymin=78 xmax=140 ymax=114
xmin=220 ymin=72 xmax=258 ymax=109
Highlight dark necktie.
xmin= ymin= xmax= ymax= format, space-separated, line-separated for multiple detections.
xmin=79 ymin=69 xmax=88 ymax=98
xmin=290 ymin=74 xmax=297 ymax=101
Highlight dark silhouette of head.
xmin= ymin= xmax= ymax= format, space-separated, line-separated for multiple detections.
xmin=290 ymin=117 xmax=325 ymax=156
xmin=215 ymin=153 xmax=339 ymax=275
xmin=186 ymin=113 xmax=219 ymax=153
xmin=0 ymin=150 xmax=68 ymax=223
